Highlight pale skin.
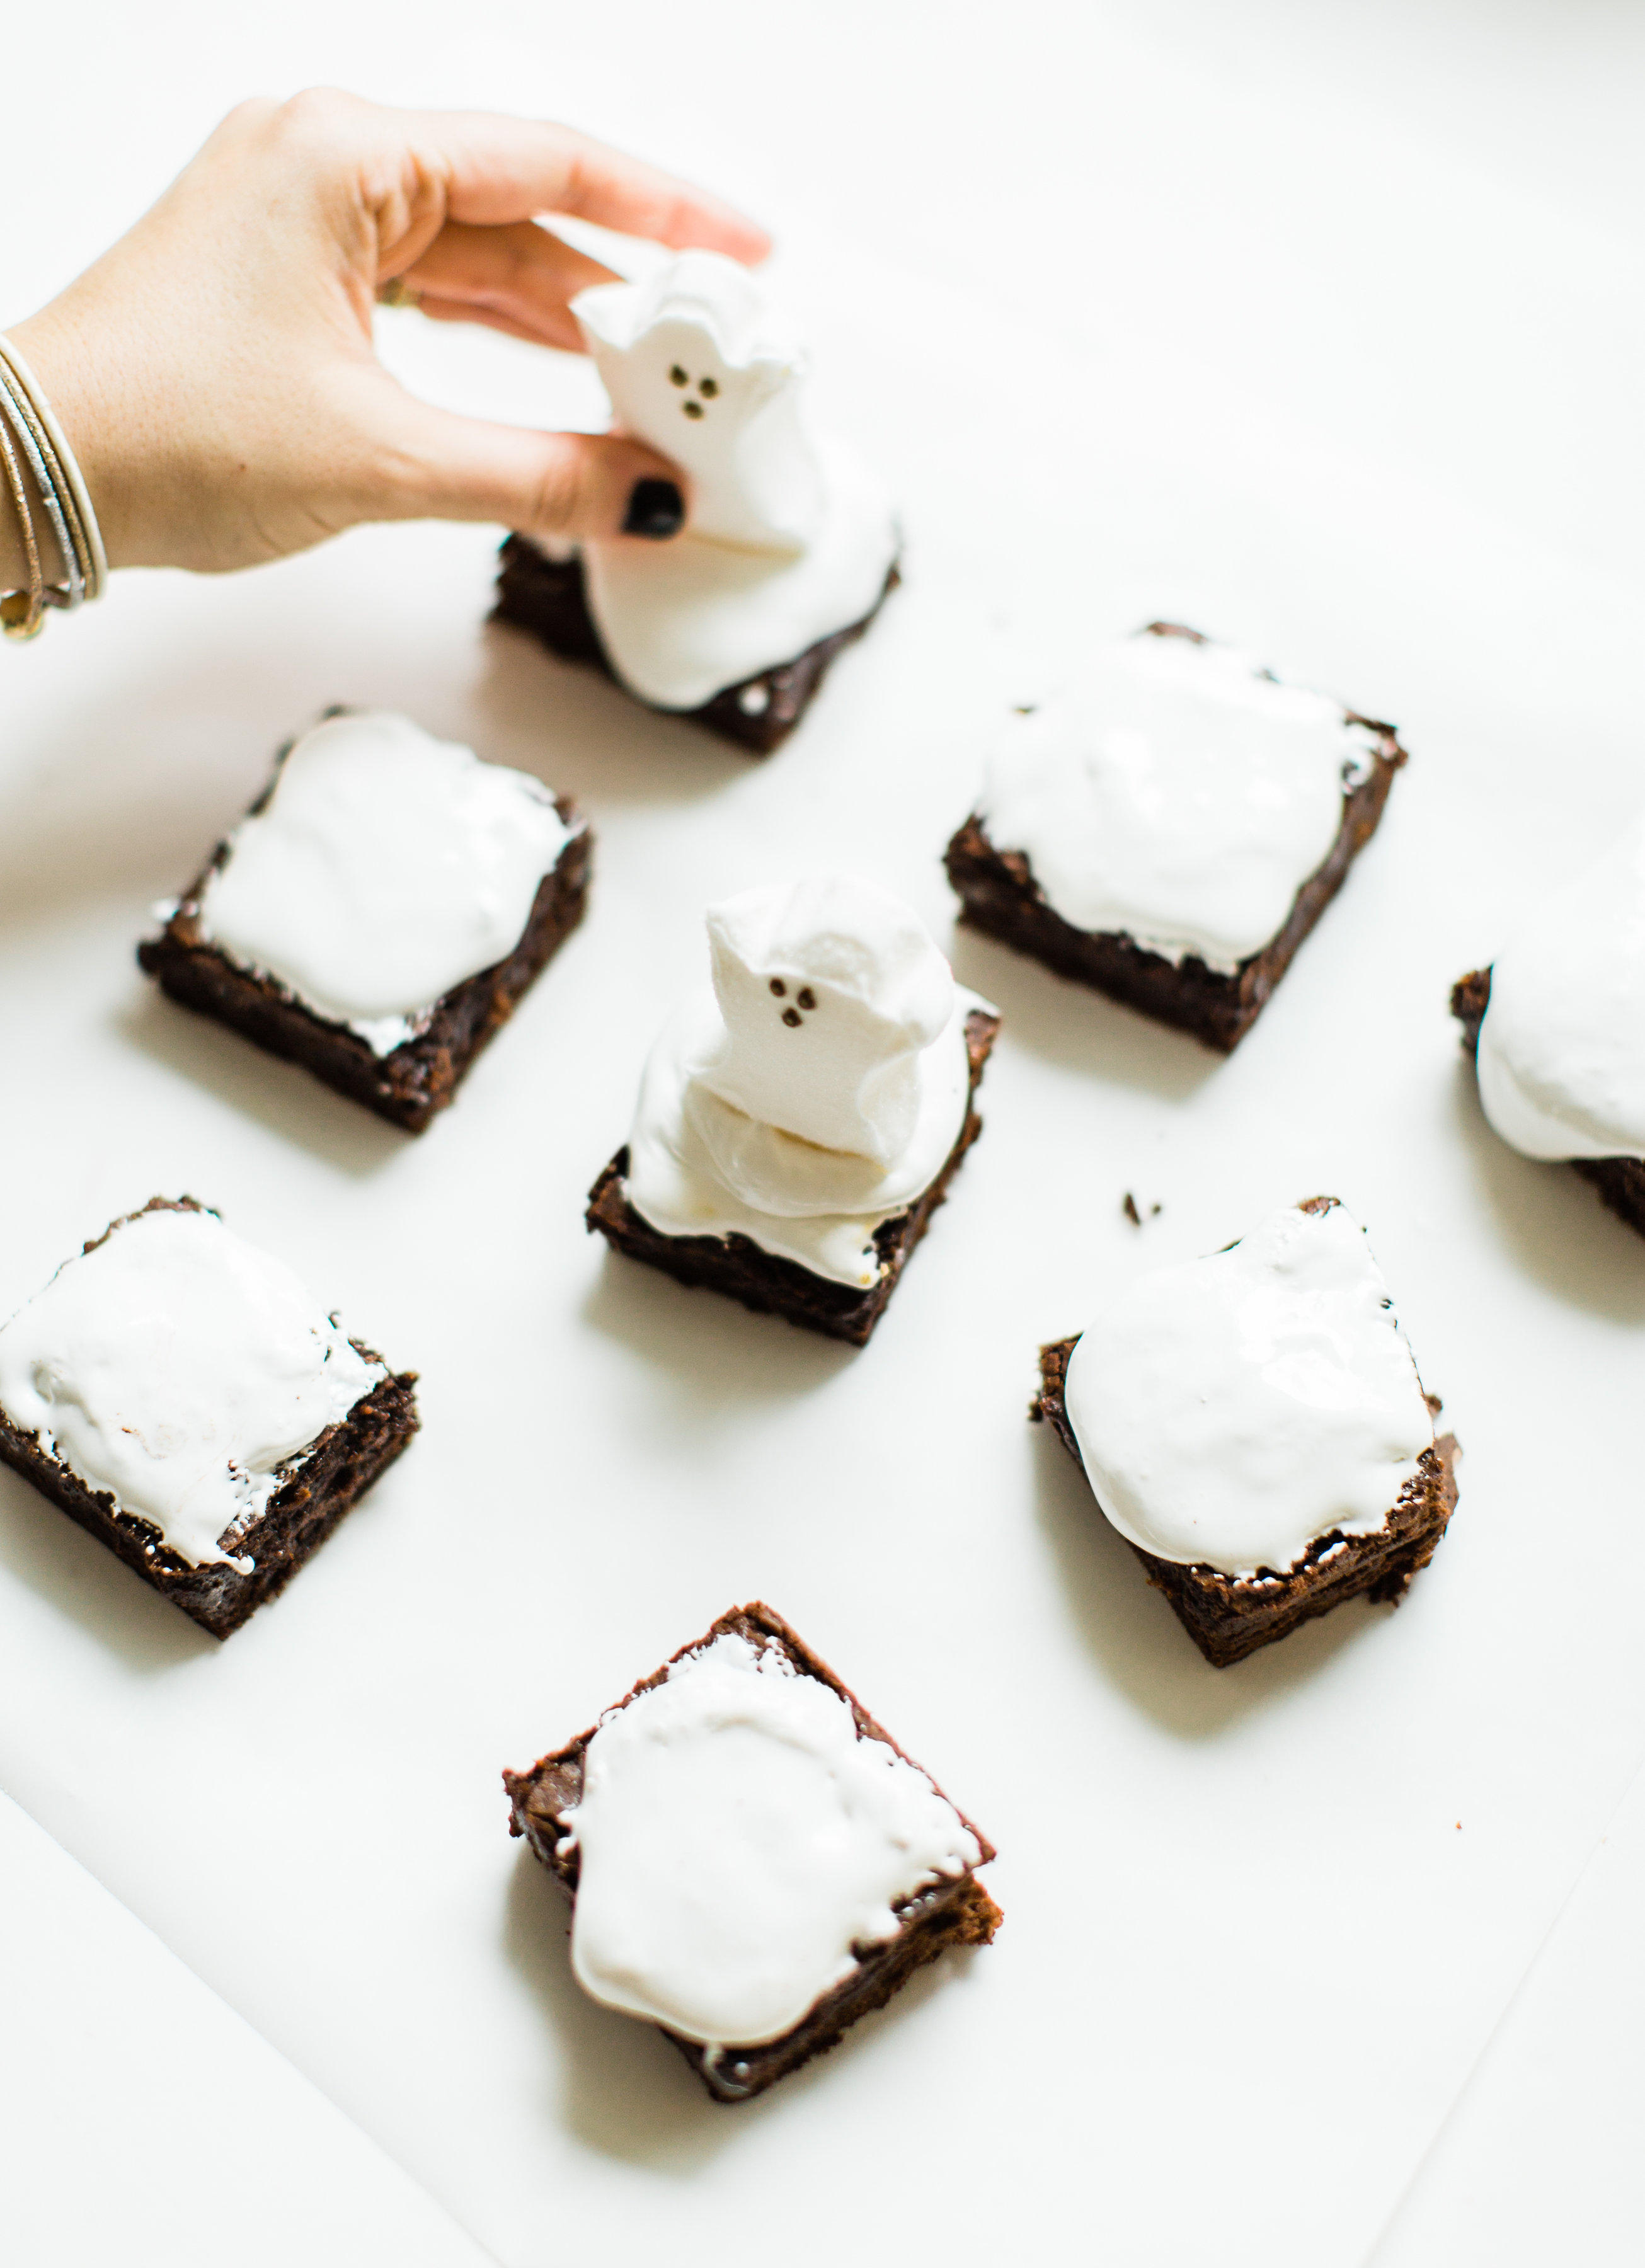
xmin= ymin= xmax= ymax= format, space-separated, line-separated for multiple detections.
xmin=0 ymin=90 xmax=771 ymax=593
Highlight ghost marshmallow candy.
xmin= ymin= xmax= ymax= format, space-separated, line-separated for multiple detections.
xmin=1033 ymin=1198 xmax=1459 ymax=1666
xmin=587 ymin=874 xmax=999 ymax=1343
xmin=139 ymin=710 xmax=591 ymax=1132
xmin=1452 ymin=818 xmax=1645 ymax=1245
xmin=0 ymin=1198 xmax=418 ymax=1639
xmin=493 ymin=251 xmax=900 ymax=752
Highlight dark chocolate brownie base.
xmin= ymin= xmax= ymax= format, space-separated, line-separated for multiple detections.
xmin=504 ymin=1601 xmax=1000 ymax=2103
xmin=139 ymin=747 xmax=591 ymax=1133
xmin=1451 ymin=965 xmax=1645 ymax=1242
xmin=585 ymin=1007 xmax=1000 ymax=1345
xmin=492 ymin=535 xmax=900 ymax=757
xmin=0 ymin=1199 xmax=419 ymax=1640
xmin=1032 ymin=1333 xmax=1459 ymax=1670
xmin=945 ymin=623 xmax=1407 ymax=1053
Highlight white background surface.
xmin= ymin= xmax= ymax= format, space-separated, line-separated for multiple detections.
xmin=3 ymin=6 xmax=1642 ymax=2264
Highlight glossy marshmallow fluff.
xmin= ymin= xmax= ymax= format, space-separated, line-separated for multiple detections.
xmin=978 ymin=632 xmax=1382 ymax=972
xmin=571 ymin=251 xmax=898 ymax=709
xmin=1475 ymin=819 xmax=1645 ymax=1161
xmin=197 ymin=711 xmax=571 ymax=1055
xmin=624 ymin=876 xmax=980 ymax=1285
xmin=1064 ymin=1201 xmax=1433 ymax=1576
xmin=559 ymin=1632 xmax=979 ymax=2049
xmin=0 ymin=1206 xmax=383 ymax=1570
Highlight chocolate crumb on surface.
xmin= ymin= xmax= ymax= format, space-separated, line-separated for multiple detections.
xmin=491 ymin=536 xmax=900 ymax=757
xmin=1451 ymin=965 xmax=1645 ymax=1242
xmin=1031 ymin=1332 xmax=1458 ymax=1668
xmin=503 ymin=1600 xmax=1000 ymax=2104
xmin=587 ymin=1007 xmax=999 ymax=1345
xmin=945 ymin=623 xmax=1407 ymax=1053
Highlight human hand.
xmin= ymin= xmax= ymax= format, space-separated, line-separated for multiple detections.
xmin=3 ymin=91 xmax=769 ymax=581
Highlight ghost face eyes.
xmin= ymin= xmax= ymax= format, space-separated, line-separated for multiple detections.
xmin=768 ymin=977 xmax=818 ymax=1029
xmin=668 ymin=366 xmax=721 ymax=420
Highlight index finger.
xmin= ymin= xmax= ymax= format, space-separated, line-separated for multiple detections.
xmin=404 ymin=110 xmax=772 ymax=263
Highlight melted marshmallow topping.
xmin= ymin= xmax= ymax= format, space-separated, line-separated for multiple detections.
xmin=978 ymin=632 xmax=1382 ymax=972
xmin=197 ymin=711 xmax=572 ymax=1056
xmin=0 ymin=1206 xmax=383 ymax=1570
xmin=571 ymin=251 xmax=898 ymax=709
xmin=559 ymin=1632 xmax=979 ymax=2049
xmin=1476 ymin=821 xmax=1645 ymax=1162
xmin=1064 ymin=1201 xmax=1433 ymax=1576
xmin=622 ymin=876 xmax=980 ymax=1285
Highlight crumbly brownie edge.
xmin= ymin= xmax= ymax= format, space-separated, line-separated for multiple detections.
xmin=583 ymin=1008 xmax=1000 ymax=1346
xmin=946 ymin=629 xmax=1406 ymax=1052
xmin=0 ymin=1198 xmax=419 ymax=1640
xmin=138 ymin=801 xmax=592 ymax=1135
xmin=1450 ymin=965 xmax=1645 ymax=1240
xmin=503 ymin=1601 xmax=1000 ymax=2104
xmin=1032 ymin=1334 xmax=1459 ymax=1668
xmin=491 ymin=536 xmax=901 ymax=757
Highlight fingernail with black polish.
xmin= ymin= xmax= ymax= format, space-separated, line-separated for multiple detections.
xmin=623 ymin=478 xmax=684 ymax=539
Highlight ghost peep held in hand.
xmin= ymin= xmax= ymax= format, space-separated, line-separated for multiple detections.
xmin=587 ymin=874 xmax=999 ymax=1343
xmin=495 ymin=251 xmax=900 ymax=753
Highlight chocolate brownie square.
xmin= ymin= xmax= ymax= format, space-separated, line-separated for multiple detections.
xmin=139 ymin=711 xmax=591 ymax=1133
xmin=0 ymin=1198 xmax=417 ymax=1640
xmin=945 ymin=624 xmax=1407 ymax=1052
xmin=587 ymin=1004 xmax=999 ymax=1345
xmin=1033 ymin=1336 xmax=1457 ymax=1667
xmin=492 ymin=537 xmax=899 ymax=757
xmin=504 ymin=1602 xmax=1000 ymax=2102
xmin=1452 ymin=966 xmax=1645 ymax=1241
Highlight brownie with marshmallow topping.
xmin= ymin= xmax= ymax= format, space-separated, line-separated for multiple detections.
xmin=587 ymin=1003 xmax=999 ymax=1345
xmin=504 ymin=1601 xmax=1000 ymax=2103
xmin=139 ymin=712 xmax=591 ymax=1133
xmin=0 ymin=1197 xmax=417 ymax=1640
xmin=1450 ymin=966 xmax=1645 ymax=1242
xmin=493 ymin=538 xmax=899 ymax=757
xmin=944 ymin=624 xmax=1407 ymax=1053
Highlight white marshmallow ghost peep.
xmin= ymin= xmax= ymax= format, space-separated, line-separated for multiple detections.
xmin=696 ymin=876 xmax=953 ymax=1162
xmin=623 ymin=875 xmax=987 ymax=1286
xmin=570 ymin=253 xmax=898 ymax=711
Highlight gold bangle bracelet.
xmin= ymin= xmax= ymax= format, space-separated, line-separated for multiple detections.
xmin=0 ymin=401 xmax=46 ymax=639
xmin=0 ymin=329 xmax=108 ymax=640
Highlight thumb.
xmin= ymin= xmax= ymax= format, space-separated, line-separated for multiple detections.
xmin=363 ymin=388 xmax=686 ymax=542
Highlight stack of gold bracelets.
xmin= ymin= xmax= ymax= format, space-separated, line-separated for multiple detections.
xmin=0 ymin=333 xmax=108 ymax=641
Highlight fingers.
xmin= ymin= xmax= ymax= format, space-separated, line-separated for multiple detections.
xmin=365 ymin=382 xmax=687 ymax=544
xmin=387 ymin=220 xmax=616 ymax=352
xmin=399 ymin=110 xmax=772 ymax=263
